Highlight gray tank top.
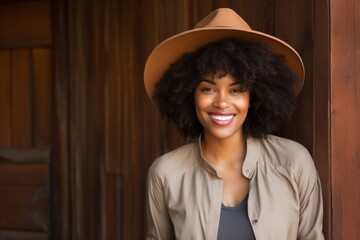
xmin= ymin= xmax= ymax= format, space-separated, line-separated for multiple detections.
xmin=217 ymin=195 xmax=256 ymax=240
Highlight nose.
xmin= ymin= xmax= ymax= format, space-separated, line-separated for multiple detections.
xmin=213 ymin=92 xmax=230 ymax=109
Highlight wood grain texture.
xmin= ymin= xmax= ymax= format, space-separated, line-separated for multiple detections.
xmin=11 ymin=50 xmax=32 ymax=148
xmin=0 ymin=149 xmax=50 ymax=233
xmin=0 ymin=51 xmax=11 ymax=147
xmin=330 ymin=0 xmax=360 ymax=239
xmin=0 ymin=1 xmax=51 ymax=48
xmin=32 ymin=48 xmax=53 ymax=148
xmin=314 ymin=0 xmax=331 ymax=238
xmin=0 ymin=162 xmax=48 ymax=186
xmin=0 ymin=1 xmax=53 ymax=238
xmin=0 ymin=230 xmax=47 ymax=240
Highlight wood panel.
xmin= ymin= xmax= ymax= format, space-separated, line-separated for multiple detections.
xmin=314 ymin=0 xmax=331 ymax=238
xmin=0 ymin=230 xmax=47 ymax=240
xmin=51 ymin=0 xmax=71 ymax=237
xmin=330 ymin=0 xmax=360 ymax=239
xmin=32 ymin=48 xmax=53 ymax=148
xmin=101 ymin=174 xmax=121 ymax=239
xmin=0 ymin=1 xmax=51 ymax=48
xmin=0 ymin=162 xmax=48 ymax=186
xmin=0 ymin=1 xmax=53 ymax=239
xmin=11 ymin=50 xmax=32 ymax=148
xmin=0 ymin=51 xmax=11 ymax=147
xmin=0 ymin=149 xmax=50 ymax=234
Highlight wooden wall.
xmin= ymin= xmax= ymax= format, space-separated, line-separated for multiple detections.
xmin=0 ymin=0 xmax=359 ymax=239
xmin=0 ymin=1 xmax=52 ymax=239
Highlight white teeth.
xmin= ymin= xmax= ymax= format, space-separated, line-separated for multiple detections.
xmin=211 ymin=115 xmax=233 ymax=121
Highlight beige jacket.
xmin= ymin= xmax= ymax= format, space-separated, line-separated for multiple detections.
xmin=146 ymin=135 xmax=324 ymax=240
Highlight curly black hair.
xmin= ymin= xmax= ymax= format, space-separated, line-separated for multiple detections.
xmin=153 ymin=38 xmax=297 ymax=138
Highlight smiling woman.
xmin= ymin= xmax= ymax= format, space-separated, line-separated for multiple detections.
xmin=144 ymin=8 xmax=324 ymax=240
xmin=194 ymin=71 xmax=250 ymax=140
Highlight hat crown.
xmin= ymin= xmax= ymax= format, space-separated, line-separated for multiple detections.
xmin=195 ymin=8 xmax=251 ymax=30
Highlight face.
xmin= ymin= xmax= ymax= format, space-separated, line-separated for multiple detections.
xmin=194 ymin=70 xmax=250 ymax=140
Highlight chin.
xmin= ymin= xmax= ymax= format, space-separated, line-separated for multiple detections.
xmin=205 ymin=129 xmax=241 ymax=140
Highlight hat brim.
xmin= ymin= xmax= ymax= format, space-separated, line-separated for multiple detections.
xmin=144 ymin=27 xmax=304 ymax=99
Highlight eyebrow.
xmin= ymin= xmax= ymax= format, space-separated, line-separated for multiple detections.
xmin=200 ymin=78 xmax=241 ymax=87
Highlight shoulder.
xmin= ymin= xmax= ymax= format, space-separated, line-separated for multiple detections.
xmin=258 ymin=135 xmax=315 ymax=171
xmin=148 ymin=143 xmax=198 ymax=181
xmin=257 ymin=135 xmax=320 ymax=190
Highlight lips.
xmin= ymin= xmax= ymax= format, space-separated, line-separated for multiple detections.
xmin=209 ymin=113 xmax=235 ymax=125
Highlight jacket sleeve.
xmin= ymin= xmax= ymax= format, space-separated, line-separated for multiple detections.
xmin=146 ymin=162 xmax=174 ymax=240
xmin=297 ymin=150 xmax=325 ymax=240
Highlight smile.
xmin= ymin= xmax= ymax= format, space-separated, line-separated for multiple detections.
xmin=210 ymin=114 xmax=234 ymax=121
xmin=209 ymin=113 xmax=235 ymax=125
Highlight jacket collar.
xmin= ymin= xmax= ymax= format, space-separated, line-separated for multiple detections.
xmin=195 ymin=134 xmax=261 ymax=179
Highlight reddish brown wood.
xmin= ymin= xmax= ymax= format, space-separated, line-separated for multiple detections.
xmin=0 ymin=230 xmax=47 ymax=240
xmin=51 ymin=0 xmax=71 ymax=237
xmin=0 ymin=1 xmax=51 ymax=48
xmin=293 ymin=0 xmax=315 ymax=152
xmin=101 ymin=174 xmax=119 ymax=240
xmin=32 ymin=48 xmax=53 ymax=148
xmin=0 ymin=1 xmax=53 ymax=238
xmin=0 ymin=186 xmax=48 ymax=207
xmin=330 ymin=0 xmax=360 ymax=239
xmin=0 ymin=148 xmax=49 ymax=162
xmin=0 ymin=206 xmax=48 ymax=230
xmin=314 ymin=0 xmax=331 ymax=239
xmin=0 ymin=150 xmax=49 ymax=233
xmin=104 ymin=0 xmax=121 ymax=174
xmin=0 ymin=51 xmax=11 ymax=148
xmin=0 ymin=162 xmax=48 ymax=186
xmin=11 ymin=50 xmax=32 ymax=148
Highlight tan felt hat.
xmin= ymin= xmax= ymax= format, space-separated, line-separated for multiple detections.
xmin=144 ymin=8 xmax=304 ymax=99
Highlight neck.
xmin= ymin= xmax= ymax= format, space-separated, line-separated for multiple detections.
xmin=201 ymin=132 xmax=247 ymax=165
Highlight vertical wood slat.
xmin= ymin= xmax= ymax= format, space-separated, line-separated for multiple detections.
xmin=32 ymin=48 xmax=52 ymax=148
xmin=52 ymin=0 xmax=71 ymax=237
xmin=67 ymin=0 xmax=88 ymax=237
xmin=331 ymin=0 xmax=360 ymax=239
xmin=273 ymin=0 xmax=298 ymax=141
xmin=104 ymin=0 xmax=121 ymax=174
xmin=314 ymin=0 xmax=331 ymax=238
xmin=11 ymin=49 xmax=32 ymax=148
xmin=101 ymin=174 xmax=120 ymax=240
xmin=119 ymin=1 xmax=142 ymax=238
xmin=0 ymin=51 xmax=11 ymax=147
xmin=291 ymin=0 xmax=315 ymax=153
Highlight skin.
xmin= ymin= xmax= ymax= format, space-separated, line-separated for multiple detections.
xmin=194 ymin=70 xmax=251 ymax=207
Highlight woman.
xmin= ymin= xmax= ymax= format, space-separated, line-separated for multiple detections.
xmin=144 ymin=8 xmax=324 ymax=240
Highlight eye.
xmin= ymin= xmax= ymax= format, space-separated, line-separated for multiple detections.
xmin=200 ymin=87 xmax=215 ymax=93
xmin=230 ymin=88 xmax=246 ymax=94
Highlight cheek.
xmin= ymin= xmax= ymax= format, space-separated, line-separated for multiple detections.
xmin=242 ymin=98 xmax=251 ymax=107
xmin=194 ymin=94 xmax=211 ymax=125
xmin=194 ymin=93 xmax=209 ymax=111
xmin=235 ymin=96 xmax=250 ymax=109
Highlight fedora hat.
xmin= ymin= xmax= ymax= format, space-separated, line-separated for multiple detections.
xmin=144 ymin=8 xmax=304 ymax=99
